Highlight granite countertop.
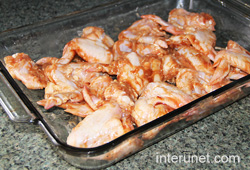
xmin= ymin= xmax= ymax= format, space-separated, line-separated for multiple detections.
xmin=0 ymin=0 xmax=250 ymax=169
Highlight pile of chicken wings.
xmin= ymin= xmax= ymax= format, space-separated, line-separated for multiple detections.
xmin=4 ymin=8 xmax=250 ymax=149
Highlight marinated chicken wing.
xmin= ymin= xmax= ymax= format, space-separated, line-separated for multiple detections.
xmin=58 ymin=38 xmax=114 ymax=64
xmin=36 ymin=57 xmax=59 ymax=69
xmin=185 ymin=29 xmax=217 ymax=61
xmin=113 ymin=39 xmax=166 ymax=60
xmin=4 ymin=53 xmax=48 ymax=89
xmin=117 ymin=18 xmax=168 ymax=58
xmin=176 ymin=69 xmax=230 ymax=98
xmin=143 ymin=10 xmax=217 ymax=61
xmin=168 ymin=8 xmax=216 ymax=31
xmin=118 ymin=18 xmax=167 ymax=41
xmin=37 ymin=91 xmax=84 ymax=109
xmin=175 ymin=45 xmax=214 ymax=74
xmin=67 ymin=102 xmax=133 ymax=148
xmin=141 ymin=14 xmax=185 ymax=35
xmin=37 ymin=61 xmax=106 ymax=109
xmin=104 ymin=52 xmax=149 ymax=95
xmin=114 ymin=17 xmax=169 ymax=60
xmin=58 ymin=26 xmax=114 ymax=64
xmin=162 ymin=54 xmax=183 ymax=83
xmin=59 ymin=102 xmax=94 ymax=117
xmin=81 ymin=26 xmax=114 ymax=48
xmin=211 ymin=40 xmax=250 ymax=84
xmin=131 ymin=82 xmax=194 ymax=139
xmin=44 ymin=62 xmax=105 ymax=88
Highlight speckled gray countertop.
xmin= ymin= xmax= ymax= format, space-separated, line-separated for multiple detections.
xmin=0 ymin=0 xmax=250 ymax=169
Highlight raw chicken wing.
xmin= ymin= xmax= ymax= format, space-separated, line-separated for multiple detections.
xmin=4 ymin=53 xmax=47 ymax=89
xmin=67 ymin=102 xmax=133 ymax=148
xmin=211 ymin=40 xmax=250 ymax=84
xmin=132 ymin=82 xmax=194 ymax=139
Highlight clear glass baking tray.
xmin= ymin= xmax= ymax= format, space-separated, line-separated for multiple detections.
xmin=0 ymin=0 xmax=250 ymax=169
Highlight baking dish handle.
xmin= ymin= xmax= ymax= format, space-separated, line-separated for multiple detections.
xmin=0 ymin=61 xmax=37 ymax=123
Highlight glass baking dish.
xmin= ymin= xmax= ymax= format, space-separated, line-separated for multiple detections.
xmin=0 ymin=0 xmax=250 ymax=169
